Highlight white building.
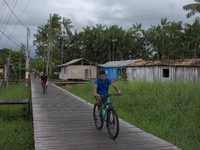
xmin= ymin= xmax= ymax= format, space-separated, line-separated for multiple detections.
xmin=58 ymin=58 xmax=98 ymax=80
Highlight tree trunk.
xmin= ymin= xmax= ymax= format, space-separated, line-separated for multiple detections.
xmin=46 ymin=42 xmax=50 ymax=75
xmin=109 ymin=42 xmax=111 ymax=61
xmin=112 ymin=42 xmax=114 ymax=61
xmin=195 ymin=41 xmax=198 ymax=58
xmin=19 ymin=58 xmax=21 ymax=80
xmin=5 ymin=52 xmax=11 ymax=88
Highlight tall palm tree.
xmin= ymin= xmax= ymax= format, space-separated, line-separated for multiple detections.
xmin=46 ymin=14 xmax=62 ymax=76
xmin=82 ymin=26 xmax=94 ymax=61
xmin=183 ymin=0 xmax=200 ymax=18
xmin=184 ymin=18 xmax=200 ymax=58
xmin=62 ymin=18 xmax=74 ymax=36
xmin=92 ymin=24 xmax=105 ymax=62
xmin=60 ymin=18 xmax=74 ymax=64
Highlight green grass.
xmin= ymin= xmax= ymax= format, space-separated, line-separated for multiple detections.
xmin=49 ymin=79 xmax=80 ymax=82
xmin=66 ymin=81 xmax=200 ymax=150
xmin=0 ymin=82 xmax=34 ymax=150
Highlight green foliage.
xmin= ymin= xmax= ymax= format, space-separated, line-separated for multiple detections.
xmin=67 ymin=81 xmax=200 ymax=150
xmin=117 ymin=72 xmax=128 ymax=80
xmin=0 ymin=82 xmax=34 ymax=149
xmin=0 ymin=46 xmax=26 ymax=79
xmin=183 ymin=0 xmax=200 ymax=18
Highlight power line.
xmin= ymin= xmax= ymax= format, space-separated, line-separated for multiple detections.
xmin=0 ymin=27 xmax=21 ymax=48
xmin=0 ymin=0 xmax=18 ymax=40
xmin=0 ymin=25 xmax=21 ymax=44
xmin=4 ymin=0 xmax=31 ymax=47
xmin=3 ymin=0 xmax=26 ymax=29
xmin=0 ymin=0 xmax=7 ymax=24
xmin=0 ymin=0 xmax=15 ymax=39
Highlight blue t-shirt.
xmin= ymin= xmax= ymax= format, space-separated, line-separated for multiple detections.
xmin=94 ymin=78 xmax=113 ymax=95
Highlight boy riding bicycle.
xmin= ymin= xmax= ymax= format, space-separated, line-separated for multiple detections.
xmin=41 ymin=73 xmax=48 ymax=92
xmin=93 ymin=71 xmax=123 ymax=117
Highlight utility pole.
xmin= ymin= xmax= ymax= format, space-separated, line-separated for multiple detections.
xmin=61 ymin=35 xmax=63 ymax=64
xmin=61 ymin=27 xmax=64 ymax=64
xmin=25 ymin=27 xmax=30 ymax=87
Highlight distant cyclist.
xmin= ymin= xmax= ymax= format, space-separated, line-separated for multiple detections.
xmin=34 ymin=72 xmax=37 ymax=78
xmin=40 ymin=71 xmax=43 ymax=87
xmin=41 ymin=73 xmax=48 ymax=92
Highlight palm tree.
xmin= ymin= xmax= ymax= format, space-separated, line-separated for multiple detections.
xmin=66 ymin=29 xmax=83 ymax=61
xmin=60 ymin=18 xmax=74 ymax=64
xmin=184 ymin=18 xmax=200 ymax=58
xmin=82 ymin=25 xmax=94 ymax=61
xmin=62 ymin=18 xmax=74 ymax=36
xmin=92 ymin=24 xmax=106 ymax=63
xmin=183 ymin=0 xmax=200 ymax=18
xmin=46 ymin=13 xmax=62 ymax=76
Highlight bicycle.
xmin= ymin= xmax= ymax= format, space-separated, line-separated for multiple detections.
xmin=93 ymin=94 xmax=120 ymax=139
xmin=42 ymin=81 xmax=46 ymax=94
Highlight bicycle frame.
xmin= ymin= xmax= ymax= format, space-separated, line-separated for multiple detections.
xmin=95 ymin=94 xmax=118 ymax=122
xmin=100 ymin=97 xmax=111 ymax=122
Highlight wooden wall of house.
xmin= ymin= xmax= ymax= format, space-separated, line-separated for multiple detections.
xmin=127 ymin=66 xmax=200 ymax=83
xmin=59 ymin=67 xmax=68 ymax=80
xmin=67 ymin=65 xmax=97 ymax=79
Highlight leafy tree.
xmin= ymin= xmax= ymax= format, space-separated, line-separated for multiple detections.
xmin=183 ymin=0 xmax=200 ymax=18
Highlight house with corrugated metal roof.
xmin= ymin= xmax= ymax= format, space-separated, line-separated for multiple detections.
xmin=126 ymin=58 xmax=200 ymax=82
xmin=57 ymin=58 xmax=99 ymax=80
xmin=102 ymin=59 xmax=141 ymax=79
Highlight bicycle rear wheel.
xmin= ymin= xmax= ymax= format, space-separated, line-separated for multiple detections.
xmin=93 ymin=103 xmax=103 ymax=130
xmin=107 ymin=108 xmax=119 ymax=139
xmin=43 ymin=82 xmax=45 ymax=94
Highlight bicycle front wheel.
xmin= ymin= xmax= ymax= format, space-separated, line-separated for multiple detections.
xmin=107 ymin=108 xmax=119 ymax=139
xmin=93 ymin=103 xmax=103 ymax=130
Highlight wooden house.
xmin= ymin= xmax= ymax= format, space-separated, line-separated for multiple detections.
xmin=101 ymin=59 xmax=141 ymax=79
xmin=57 ymin=58 xmax=98 ymax=80
xmin=126 ymin=59 xmax=200 ymax=83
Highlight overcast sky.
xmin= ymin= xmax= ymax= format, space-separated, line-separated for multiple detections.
xmin=0 ymin=0 xmax=198 ymax=57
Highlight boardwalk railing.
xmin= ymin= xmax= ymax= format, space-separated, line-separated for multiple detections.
xmin=0 ymin=99 xmax=29 ymax=119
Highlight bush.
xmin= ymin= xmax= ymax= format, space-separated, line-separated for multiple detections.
xmin=117 ymin=73 xmax=128 ymax=80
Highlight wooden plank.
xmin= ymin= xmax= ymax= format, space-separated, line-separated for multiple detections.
xmin=0 ymin=99 xmax=29 ymax=104
xmin=24 ymin=99 xmax=29 ymax=103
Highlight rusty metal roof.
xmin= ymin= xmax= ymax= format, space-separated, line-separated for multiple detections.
xmin=126 ymin=58 xmax=200 ymax=67
xmin=102 ymin=59 xmax=142 ymax=67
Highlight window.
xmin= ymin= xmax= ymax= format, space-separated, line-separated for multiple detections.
xmin=112 ymin=69 xmax=114 ymax=74
xmin=106 ymin=70 xmax=108 ymax=74
xmin=163 ymin=69 xmax=169 ymax=78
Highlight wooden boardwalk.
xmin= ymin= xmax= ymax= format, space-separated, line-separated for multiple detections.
xmin=31 ymin=75 xmax=181 ymax=150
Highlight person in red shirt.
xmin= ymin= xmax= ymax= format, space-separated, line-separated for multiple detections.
xmin=41 ymin=73 xmax=48 ymax=92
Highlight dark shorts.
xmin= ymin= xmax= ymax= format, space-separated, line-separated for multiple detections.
xmin=95 ymin=96 xmax=108 ymax=105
